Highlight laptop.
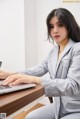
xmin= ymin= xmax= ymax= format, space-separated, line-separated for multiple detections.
xmin=0 ymin=61 xmax=36 ymax=95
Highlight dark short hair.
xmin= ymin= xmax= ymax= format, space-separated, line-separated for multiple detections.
xmin=46 ymin=8 xmax=80 ymax=42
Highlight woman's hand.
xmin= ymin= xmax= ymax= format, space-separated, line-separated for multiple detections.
xmin=2 ymin=73 xmax=41 ymax=86
xmin=0 ymin=70 xmax=15 ymax=80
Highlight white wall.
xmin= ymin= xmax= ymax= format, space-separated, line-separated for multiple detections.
xmin=0 ymin=0 xmax=25 ymax=71
xmin=24 ymin=0 xmax=38 ymax=68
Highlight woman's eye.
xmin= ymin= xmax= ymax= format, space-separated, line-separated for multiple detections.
xmin=58 ymin=23 xmax=64 ymax=27
xmin=49 ymin=25 xmax=54 ymax=29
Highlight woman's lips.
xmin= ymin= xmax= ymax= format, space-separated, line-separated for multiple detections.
xmin=54 ymin=35 xmax=60 ymax=39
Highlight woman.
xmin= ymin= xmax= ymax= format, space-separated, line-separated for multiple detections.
xmin=0 ymin=8 xmax=80 ymax=119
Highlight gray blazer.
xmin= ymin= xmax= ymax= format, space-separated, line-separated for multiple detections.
xmin=22 ymin=39 xmax=80 ymax=118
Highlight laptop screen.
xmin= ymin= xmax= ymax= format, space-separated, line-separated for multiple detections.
xmin=0 ymin=61 xmax=2 ymax=67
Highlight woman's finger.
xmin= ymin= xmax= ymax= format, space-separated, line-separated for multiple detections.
xmin=12 ymin=78 xmax=23 ymax=85
xmin=2 ymin=77 xmax=16 ymax=85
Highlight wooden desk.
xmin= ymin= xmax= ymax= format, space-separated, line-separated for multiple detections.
xmin=0 ymin=85 xmax=44 ymax=116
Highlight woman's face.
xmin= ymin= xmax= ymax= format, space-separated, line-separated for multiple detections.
xmin=49 ymin=16 xmax=69 ymax=44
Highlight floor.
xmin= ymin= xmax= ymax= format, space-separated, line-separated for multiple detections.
xmin=6 ymin=96 xmax=50 ymax=119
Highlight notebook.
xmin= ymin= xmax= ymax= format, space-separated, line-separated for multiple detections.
xmin=0 ymin=61 xmax=36 ymax=95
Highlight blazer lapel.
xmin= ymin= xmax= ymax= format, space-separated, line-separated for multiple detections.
xmin=50 ymin=45 xmax=59 ymax=77
xmin=55 ymin=39 xmax=75 ymax=74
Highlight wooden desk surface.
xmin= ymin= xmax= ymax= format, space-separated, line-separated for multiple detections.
xmin=0 ymin=85 xmax=44 ymax=116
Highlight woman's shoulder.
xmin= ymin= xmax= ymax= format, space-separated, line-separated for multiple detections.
xmin=73 ymin=42 xmax=80 ymax=49
xmin=49 ymin=45 xmax=57 ymax=54
xmin=46 ymin=45 xmax=58 ymax=60
xmin=72 ymin=42 xmax=80 ymax=54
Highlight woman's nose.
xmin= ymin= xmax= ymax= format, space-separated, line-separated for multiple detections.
xmin=53 ymin=26 xmax=58 ymax=33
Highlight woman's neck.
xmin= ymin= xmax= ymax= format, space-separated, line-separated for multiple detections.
xmin=58 ymin=39 xmax=69 ymax=53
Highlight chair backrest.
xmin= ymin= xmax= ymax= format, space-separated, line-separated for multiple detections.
xmin=48 ymin=97 xmax=53 ymax=103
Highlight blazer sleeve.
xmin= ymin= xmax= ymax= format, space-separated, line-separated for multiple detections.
xmin=41 ymin=43 xmax=80 ymax=97
xmin=20 ymin=60 xmax=48 ymax=76
xmin=18 ymin=49 xmax=54 ymax=77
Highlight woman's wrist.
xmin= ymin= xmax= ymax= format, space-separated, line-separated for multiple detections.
xmin=29 ymin=76 xmax=41 ymax=85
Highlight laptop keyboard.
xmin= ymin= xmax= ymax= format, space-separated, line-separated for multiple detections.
xmin=0 ymin=85 xmax=11 ymax=89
